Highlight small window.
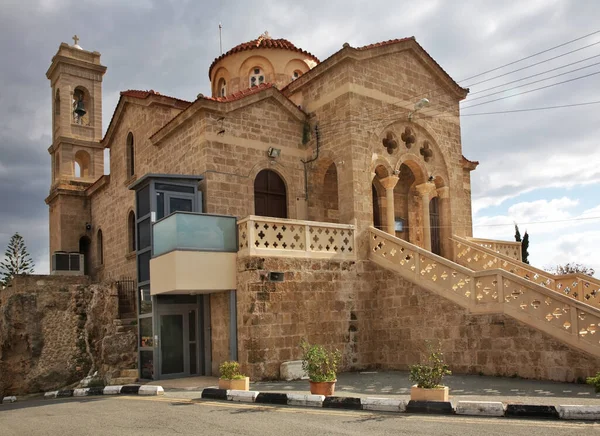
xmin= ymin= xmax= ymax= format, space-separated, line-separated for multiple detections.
xmin=128 ymin=211 xmax=136 ymax=253
xmin=217 ymin=78 xmax=227 ymax=97
xmin=249 ymin=67 xmax=265 ymax=88
xmin=55 ymin=89 xmax=61 ymax=115
xmin=97 ymin=229 xmax=104 ymax=266
xmin=292 ymin=70 xmax=302 ymax=81
xmin=126 ymin=132 xmax=135 ymax=177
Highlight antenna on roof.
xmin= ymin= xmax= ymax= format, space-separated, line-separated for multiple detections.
xmin=218 ymin=22 xmax=223 ymax=55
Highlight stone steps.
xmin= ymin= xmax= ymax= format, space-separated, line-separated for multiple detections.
xmin=111 ymin=377 xmax=138 ymax=385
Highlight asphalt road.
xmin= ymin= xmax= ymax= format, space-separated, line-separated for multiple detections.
xmin=1 ymin=395 xmax=599 ymax=436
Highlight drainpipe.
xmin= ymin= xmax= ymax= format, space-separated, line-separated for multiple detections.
xmin=301 ymin=124 xmax=320 ymax=201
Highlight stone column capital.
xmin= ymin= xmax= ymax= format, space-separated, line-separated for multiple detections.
xmin=436 ymin=186 xmax=450 ymax=199
xmin=380 ymin=175 xmax=399 ymax=190
xmin=415 ymin=182 xmax=437 ymax=199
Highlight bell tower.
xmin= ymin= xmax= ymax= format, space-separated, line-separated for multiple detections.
xmin=45 ymin=36 xmax=107 ymax=264
xmin=46 ymin=35 xmax=106 ymax=183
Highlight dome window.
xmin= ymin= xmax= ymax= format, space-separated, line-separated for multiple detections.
xmin=250 ymin=67 xmax=265 ymax=87
xmin=292 ymin=70 xmax=302 ymax=81
xmin=218 ymin=78 xmax=227 ymax=97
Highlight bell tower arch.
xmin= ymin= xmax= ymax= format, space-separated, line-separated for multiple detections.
xmin=45 ymin=36 xmax=107 ymax=268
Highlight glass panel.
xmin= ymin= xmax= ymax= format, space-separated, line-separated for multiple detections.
xmin=137 ymin=218 xmax=151 ymax=250
xmin=140 ymin=317 xmax=153 ymax=347
xmin=189 ymin=343 xmax=197 ymax=375
xmin=169 ymin=197 xmax=193 ymax=214
xmin=189 ymin=310 xmax=196 ymax=342
xmin=140 ymin=350 xmax=154 ymax=380
xmin=138 ymin=251 xmax=151 ymax=283
xmin=156 ymin=192 xmax=165 ymax=220
xmin=139 ymin=286 xmax=152 ymax=314
xmin=160 ymin=314 xmax=184 ymax=375
xmin=137 ymin=185 xmax=150 ymax=217
xmin=153 ymin=213 xmax=237 ymax=256
xmin=155 ymin=183 xmax=195 ymax=194
xmin=157 ymin=294 xmax=197 ymax=304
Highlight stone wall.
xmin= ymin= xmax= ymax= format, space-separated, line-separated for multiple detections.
xmin=0 ymin=275 xmax=136 ymax=396
xmin=236 ymin=256 xmax=600 ymax=382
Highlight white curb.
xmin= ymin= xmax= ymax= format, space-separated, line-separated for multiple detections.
xmin=44 ymin=391 xmax=58 ymax=399
xmin=139 ymin=386 xmax=165 ymax=396
xmin=361 ymin=397 xmax=407 ymax=412
xmin=287 ymin=393 xmax=325 ymax=408
xmin=102 ymin=385 xmax=123 ymax=395
xmin=227 ymin=390 xmax=259 ymax=402
xmin=2 ymin=396 xmax=17 ymax=403
xmin=73 ymin=388 xmax=90 ymax=397
xmin=558 ymin=405 xmax=600 ymax=420
xmin=456 ymin=401 xmax=505 ymax=417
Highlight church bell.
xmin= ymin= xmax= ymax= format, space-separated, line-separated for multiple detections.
xmin=74 ymin=99 xmax=86 ymax=118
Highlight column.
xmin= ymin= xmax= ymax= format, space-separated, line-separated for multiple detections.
xmin=436 ymin=186 xmax=450 ymax=258
xmin=415 ymin=182 xmax=436 ymax=251
xmin=380 ymin=176 xmax=399 ymax=235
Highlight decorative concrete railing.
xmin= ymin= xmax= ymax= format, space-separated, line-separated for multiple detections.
xmin=452 ymin=236 xmax=600 ymax=310
xmin=238 ymin=216 xmax=356 ymax=260
xmin=369 ymin=227 xmax=600 ymax=358
xmin=466 ymin=237 xmax=522 ymax=262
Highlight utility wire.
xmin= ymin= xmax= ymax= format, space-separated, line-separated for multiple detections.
xmin=463 ymin=40 xmax=600 ymax=88
xmin=461 ymin=70 xmax=600 ymax=110
xmin=459 ymin=29 xmax=600 ymax=82
xmin=464 ymin=60 xmax=600 ymax=103
xmin=468 ymin=53 xmax=600 ymax=95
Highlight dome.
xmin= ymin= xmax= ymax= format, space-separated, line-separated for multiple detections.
xmin=209 ymin=32 xmax=320 ymax=79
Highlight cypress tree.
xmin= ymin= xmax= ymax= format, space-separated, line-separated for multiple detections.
xmin=521 ymin=231 xmax=530 ymax=264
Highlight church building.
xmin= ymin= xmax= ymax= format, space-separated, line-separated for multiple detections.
xmin=45 ymin=33 xmax=600 ymax=382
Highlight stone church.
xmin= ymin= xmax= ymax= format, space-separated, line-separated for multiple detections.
xmin=45 ymin=33 xmax=600 ymax=382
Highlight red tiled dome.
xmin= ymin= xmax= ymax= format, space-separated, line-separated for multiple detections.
xmin=209 ymin=34 xmax=320 ymax=78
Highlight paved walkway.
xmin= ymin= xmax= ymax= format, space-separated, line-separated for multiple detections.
xmin=156 ymin=371 xmax=600 ymax=406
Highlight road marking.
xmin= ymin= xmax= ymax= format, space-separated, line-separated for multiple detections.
xmin=112 ymin=396 xmax=598 ymax=429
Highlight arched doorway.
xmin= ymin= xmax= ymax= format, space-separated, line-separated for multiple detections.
xmin=372 ymin=184 xmax=382 ymax=230
xmin=79 ymin=236 xmax=91 ymax=275
xmin=429 ymin=196 xmax=441 ymax=256
xmin=254 ymin=169 xmax=287 ymax=218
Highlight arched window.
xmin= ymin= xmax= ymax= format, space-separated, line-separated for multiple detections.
xmin=97 ymin=229 xmax=104 ymax=266
xmin=55 ymin=152 xmax=60 ymax=179
xmin=126 ymin=132 xmax=135 ymax=177
xmin=74 ymin=150 xmax=91 ymax=178
xmin=249 ymin=67 xmax=265 ymax=88
xmin=254 ymin=169 xmax=287 ymax=218
xmin=292 ymin=70 xmax=302 ymax=81
xmin=72 ymin=86 xmax=90 ymax=125
xmin=55 ymin=89 xmax=61 ymax=115
xmin=217 ymin=78 xmax=227 ymax=97
xmin=128 ymin=211 xmax=136 ymax=253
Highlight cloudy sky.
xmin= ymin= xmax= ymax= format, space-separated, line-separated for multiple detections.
xmin=0 ymin=0 xmax=599 ymax=277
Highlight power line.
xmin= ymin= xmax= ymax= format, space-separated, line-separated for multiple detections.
xmin=464 ymin=60 xmax=600 ymax=103
xmin=461 ymin=69 xmax=600 ymax=110
xmin=459 ymin=29 xmax=600 ymax=82
xmin=468 ymin=53 xmax=600 ymax=96
xmin=463 ymin=40 xmax=600 ymax=88
xmin=473 ymin=215 xmax=600 ymax=228
xmin=460 ymin=100 xmax=600 ymax=116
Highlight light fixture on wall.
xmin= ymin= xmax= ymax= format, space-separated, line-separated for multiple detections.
xmin=267 ymin=147 xmax=281 ymax=158
xmin=408 ymin=98 xmax=430 ymax=121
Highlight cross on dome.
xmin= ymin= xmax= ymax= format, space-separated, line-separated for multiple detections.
xmin=72 ymin=35 xmax=79 ymax=45
xmin=256 ymin=31 xmax=272 ymax=46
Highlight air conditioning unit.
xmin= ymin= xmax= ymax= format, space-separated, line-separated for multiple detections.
xmin=51 ymin=252 xmax=85 ymax=275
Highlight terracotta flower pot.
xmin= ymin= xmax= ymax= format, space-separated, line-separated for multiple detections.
xmin=218 ymin=377 xmax=250 ymax=391
xmin=410 ymin=385 xmax=449 ymax=402
xmin=309 ymin=380 xmax=336 ymax=396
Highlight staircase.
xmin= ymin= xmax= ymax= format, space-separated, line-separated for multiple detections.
xmin=110 ymin=369 xmax=138 ymax=385
xmin=368 ymin=227 xmax=600 ymax=359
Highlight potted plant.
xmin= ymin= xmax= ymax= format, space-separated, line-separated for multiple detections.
xmin=300 ymin=340 xmax=341 ymax=396
xmin=409 ymin=341 xmax=452 ymax=401
xmin=218 ymin=361 xmax=249 ymax=391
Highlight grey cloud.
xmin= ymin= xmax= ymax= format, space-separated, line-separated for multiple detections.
xmin=1 ymin=0 xmax=599 ymax=273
